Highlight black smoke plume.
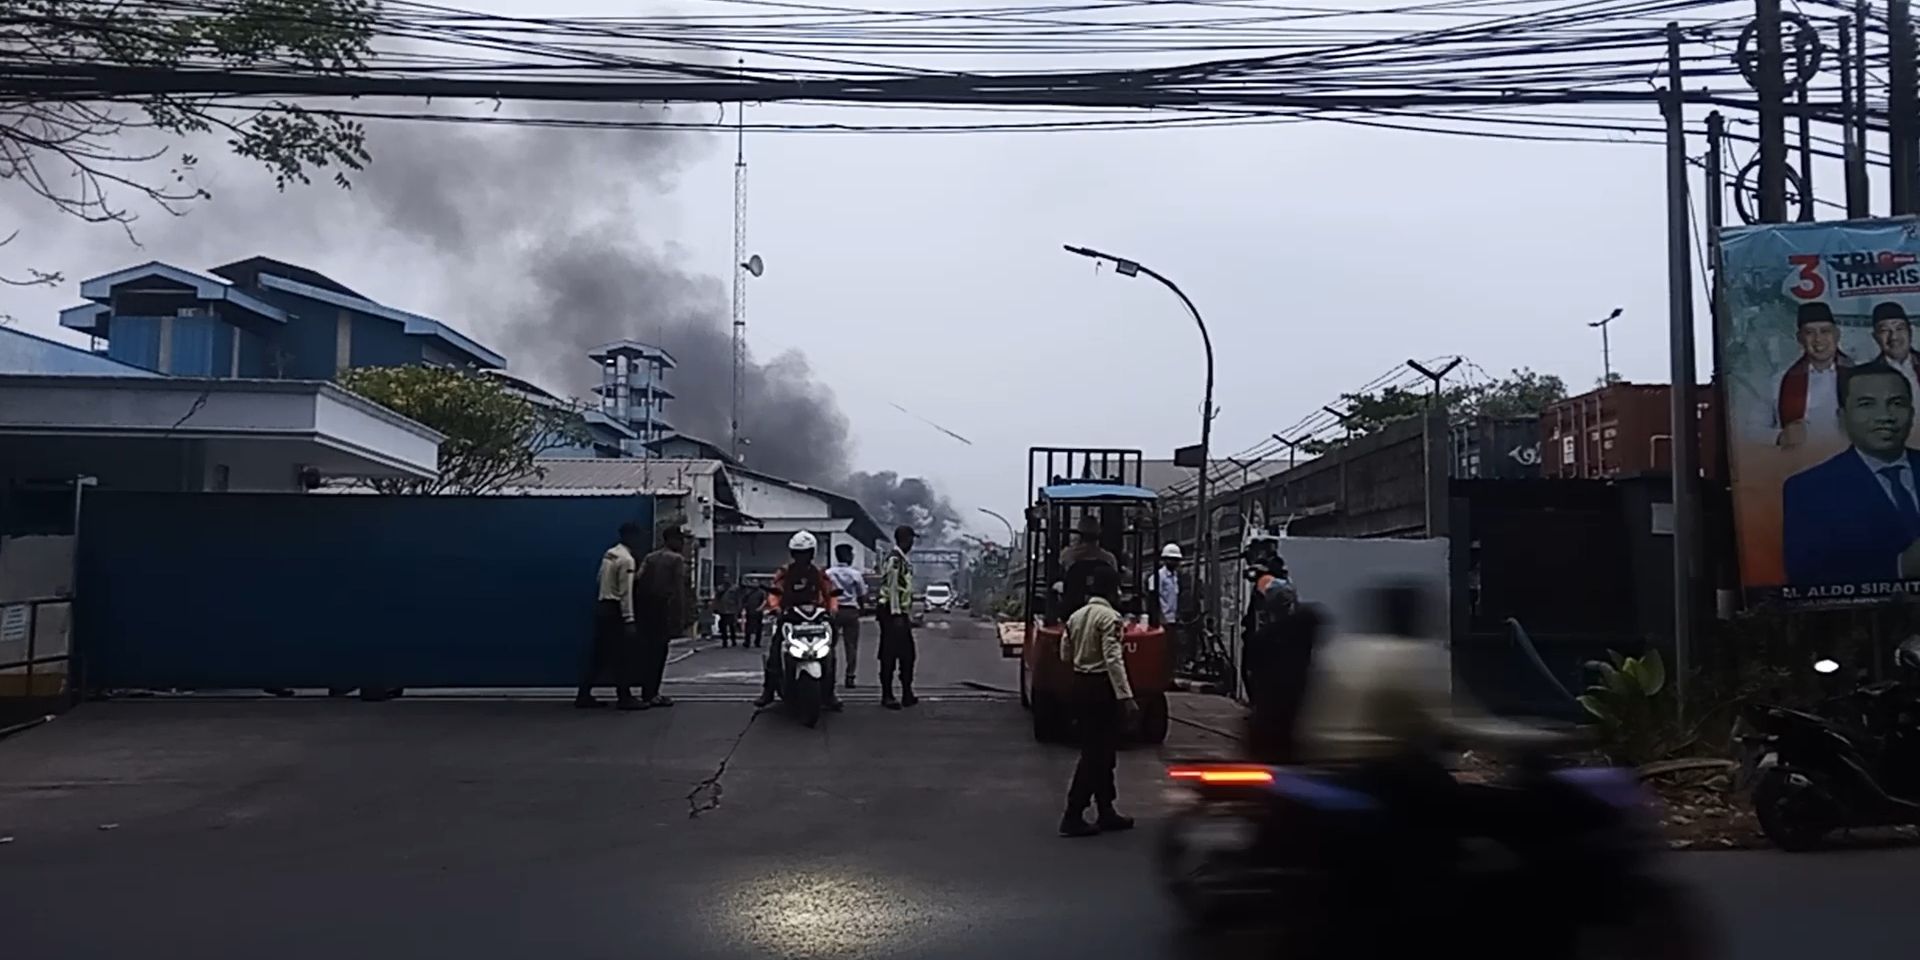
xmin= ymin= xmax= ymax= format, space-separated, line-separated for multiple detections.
xmin=844 ymin=470 xmax=962 ymax=544
xmin=144 ymin=103 xmax=951 ymax=530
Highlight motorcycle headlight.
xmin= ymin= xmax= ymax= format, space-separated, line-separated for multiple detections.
xmin=808 ymin=635 xmax=834 ymax=657
xmin=786 ymin=637 xmax=810 ymax=658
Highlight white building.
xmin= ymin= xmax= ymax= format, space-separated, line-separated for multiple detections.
xmin=499 ymin=457 xmax=884 ymax=598
xmin=0 ymin=369 xmax=443 ymax=494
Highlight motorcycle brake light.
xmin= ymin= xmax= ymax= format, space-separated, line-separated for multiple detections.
xmin=1168 ymin=766 xmax=1275 ymax=785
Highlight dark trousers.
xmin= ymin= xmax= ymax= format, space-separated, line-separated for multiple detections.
xmin=833 ymin=608 xmax=862 ymax=680
xmin=719 ymin=612 xmax=738 ymax=646
xmin=745 ymin=612 xmax=764 ymax=647
xmin=1066 ymin=673 xmax=1120 ymax=812
xmin=636 ymin=613 xmax=672 ymax=700
xmin=878 ymin=612 xmax=916 ymax=694
xmin=577 ymin=600 xmax=635 ymax=700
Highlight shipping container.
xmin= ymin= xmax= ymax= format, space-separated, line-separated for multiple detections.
xmin=1539 ymin=382 xmax=1719 ymax=479
xmin=1448 ymin=417 xmax=1542 ymax=479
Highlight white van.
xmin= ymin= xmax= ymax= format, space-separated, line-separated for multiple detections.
xmin=924 ymin=582 xmax=953 ymax=614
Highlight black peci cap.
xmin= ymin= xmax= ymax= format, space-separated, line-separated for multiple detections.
xmin=1873 ymin=301 xmax=1911 ymax=325
xmin=1798 ymin=301 xmax=1837 ymax=328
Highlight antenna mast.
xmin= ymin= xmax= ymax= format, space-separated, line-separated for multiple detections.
xmin=729 ymin=62 xmax=749 ymax=461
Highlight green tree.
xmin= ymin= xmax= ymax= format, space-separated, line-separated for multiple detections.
xmin=2 ymin=0 xmax=377 ymax=285
xmin=338 ymin=365 xmax=590 ymax=495
xmin=1303 ymin=367 xmax=1567 ymax=455
xmin=1466 ymin=366 xmax=1568 ymax=419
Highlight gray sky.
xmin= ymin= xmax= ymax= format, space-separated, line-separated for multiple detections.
xmin=4 ymin=0 xmax=1737 ymax=538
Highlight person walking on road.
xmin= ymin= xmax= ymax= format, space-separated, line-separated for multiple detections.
xmin=716 ymin=577 xmax=743 ymax=648
xmin=577 ymin=521 xmax=644 ymax=710
xmin=632 ymin=525 xmax=694 ymax=709
xmin=877 ymin=524 xmax=919 ymax=710
xmin=825 ymin=543 xmax=868 ymax=688
xmin=743 ymin=579 xmax=767 ymax=648
xmin=1059 ymin=563 xmax=1138 ymax=838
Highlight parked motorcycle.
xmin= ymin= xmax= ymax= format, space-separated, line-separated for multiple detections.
xmin=775 ymin=604 xmax=835 ymax=727
xmin=1736 ymin=640 xmax=1920 ymax=851
xmin=1155 ymin=757 xmax=1712 ymax=958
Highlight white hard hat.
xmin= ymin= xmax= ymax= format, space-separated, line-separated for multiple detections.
xmin=788 ymin=530 xmax=818 ymax=552
xmin=1160 ymin=543 xmax=1183 ymax=560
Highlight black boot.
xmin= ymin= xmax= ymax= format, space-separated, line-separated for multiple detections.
xmin=1095 ymin=806 xmax=1135 ymax=832
xmin=753 ymin=687 xmax=776 ymax=708
xmin=1059 ymin=811 xmax=1098 ymax=838
xmin=881 ymin=685 xmax=901 ymax=710
xmin=901 ymin=684 xmax=918 ymax=708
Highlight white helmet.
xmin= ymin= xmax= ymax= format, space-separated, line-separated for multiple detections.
xmin=1160 ymin=543 xmax=1184 ymax=560
xmin=788 ymin=530 xmax=818 ymax=552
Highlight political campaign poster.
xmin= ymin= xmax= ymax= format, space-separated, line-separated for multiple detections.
xmin=1721 ymin=217 xmax=1920 ymax=606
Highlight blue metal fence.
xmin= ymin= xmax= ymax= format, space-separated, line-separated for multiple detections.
xmin=76 ymin=492 xmax=654 ymax=691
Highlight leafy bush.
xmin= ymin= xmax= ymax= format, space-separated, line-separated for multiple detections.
xmin=1577 ymin=648 xmax=1677 ymax=766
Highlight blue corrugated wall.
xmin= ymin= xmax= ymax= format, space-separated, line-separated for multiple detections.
xmin=76 ymin=493 xmax=655 ymax=690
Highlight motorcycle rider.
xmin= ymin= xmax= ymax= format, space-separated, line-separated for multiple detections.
xmin=1298 ymin=578 xmax=1565 ymax=952
xmin=752 ymin=531 xmax=844 ymax=712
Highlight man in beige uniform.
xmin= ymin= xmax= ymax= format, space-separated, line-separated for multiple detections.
xmin=1058 ymin=563 xmax=1139 ymax=838
xmin=576 ymin=521 xmax=643 ymax=710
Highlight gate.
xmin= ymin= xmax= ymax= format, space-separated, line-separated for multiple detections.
xmin=75 ymin=492 xmax=654 ymax=691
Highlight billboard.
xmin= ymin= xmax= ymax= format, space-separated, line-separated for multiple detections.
xmin=1721 ymin=217 xmax=1920 ymax=606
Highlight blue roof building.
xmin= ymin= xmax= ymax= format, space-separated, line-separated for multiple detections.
xmin=58 ymin=256 xmax=504 ymax=380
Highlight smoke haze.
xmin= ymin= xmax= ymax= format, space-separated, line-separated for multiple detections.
xmin=142 ymin=103 xmax=951 ymax=532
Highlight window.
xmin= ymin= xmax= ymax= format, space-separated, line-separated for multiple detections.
xmin=1561 ymin=436 xmax=1575 ymax=464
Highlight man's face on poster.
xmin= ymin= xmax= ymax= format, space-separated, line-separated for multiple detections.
xmin=1840 ymin=371 xmax=1915 ymax=459
xmin=1801 ymin=320 xmax=1841 ymax=365
xmin=1876 ymin=317 xmax=1913 ymax=361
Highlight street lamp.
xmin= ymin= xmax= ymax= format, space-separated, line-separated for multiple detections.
xmin=977 ymin=507 xmax=1016 ymax=546
xmin=1063 ymin=244 xmax=1217 ymax=617
xmin=1589 ymin=307 xmax=1623 ymax=386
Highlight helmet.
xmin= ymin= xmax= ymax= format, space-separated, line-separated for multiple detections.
xmin=788 ymin=530 xmax=818 ymax=552
xmin=1160 ymin=543 xmax=1183 ymax=560
xmin=1897 ymin=637 xmax=1920 ymax=675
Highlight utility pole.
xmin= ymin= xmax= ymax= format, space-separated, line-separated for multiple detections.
xmin=1840 ymin=15 xmax=1868 ymax=218
xmin=1893 ymin=0 xmax=1919 ymax=214
xmin=1588 ymin=308 xmax=1623 ymax=384
xmin=1755 ymin=0 xmax=1788 ymax=222
xmin=729 ymin=63 xmax=750 ymax=460
xmin=1852 ymin=3 xmax=1872 ymax=217
xmin=1664 ymin=23 xmax=1699 ymax=719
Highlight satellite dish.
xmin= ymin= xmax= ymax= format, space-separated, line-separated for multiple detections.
xmin=743 ymin=254 xmax=764 ymax=277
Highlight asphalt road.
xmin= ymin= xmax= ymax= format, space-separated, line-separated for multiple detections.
xmin=0 ymin=615 xmax=1915 ymax=959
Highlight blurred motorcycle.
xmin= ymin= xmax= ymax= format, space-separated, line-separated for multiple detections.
xmin=1156 ymin=755 xmax=1714 ymax=958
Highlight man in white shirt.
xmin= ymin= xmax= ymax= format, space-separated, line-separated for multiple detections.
xmin=1774 ymin=301 xmax=1852 ymax=449
xmin=824 ymin=543 xmax=868 ymax=688
xmin=1871 ymin=302 xmax=1920 ymax=442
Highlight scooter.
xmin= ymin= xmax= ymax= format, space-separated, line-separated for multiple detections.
xmin=1736 ymin=643 xmax=1920 ymax=851
xmin=775 ymin=604 xmax=835 ymax=727
xmin=1155 ymin=757 xmax=1713 ymax=958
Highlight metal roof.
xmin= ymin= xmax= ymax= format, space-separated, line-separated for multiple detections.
xmin=501 ymin=458 xmax=735 ymax=506
xmin=1041 ymin=482 xmax=1158 ymax=502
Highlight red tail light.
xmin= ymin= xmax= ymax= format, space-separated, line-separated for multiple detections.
xmin=1167 ymin=765 xmax=1275 ymax=785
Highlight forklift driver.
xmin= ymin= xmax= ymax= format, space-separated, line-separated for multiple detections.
xmin=1057 ymin=512 xmax=1120 ymax=619
xmin=1059 ymin=512 xmax=1118 ymax=572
